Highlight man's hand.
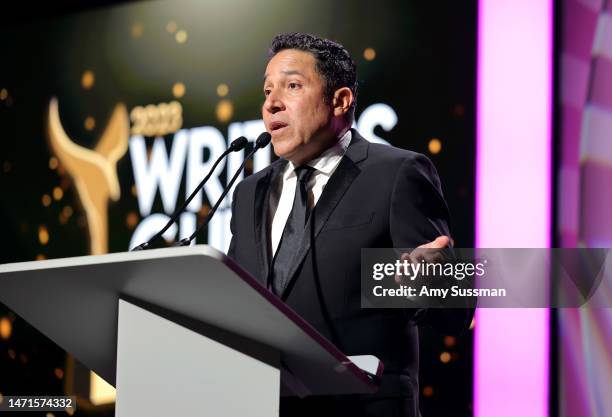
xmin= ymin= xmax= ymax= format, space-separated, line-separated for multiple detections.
xmin=395 ymin=235 xmax=453 ymax=284
xmin=417 ymin=235 xmax=453 ymax=249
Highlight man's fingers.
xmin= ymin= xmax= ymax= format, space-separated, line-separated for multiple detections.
xmin=418 ymin=235 xmax=451 ymax=249
xmin=396 ymin=236 xmax=452 ymax=284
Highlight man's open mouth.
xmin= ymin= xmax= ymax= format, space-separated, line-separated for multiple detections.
xmin=270 ymin=122 xmax=288 ymax=132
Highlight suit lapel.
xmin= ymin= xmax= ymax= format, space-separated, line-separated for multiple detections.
xmin=280 ymin=130 xmax=369 ymax=299
xmin=254 ymin=159 xmax=287 ymax=284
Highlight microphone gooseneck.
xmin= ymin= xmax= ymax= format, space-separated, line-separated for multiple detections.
xmin=131 ymin=136 xmax=249 ymax=251
xmin=174 ymin=132 xmax=272 ymax=246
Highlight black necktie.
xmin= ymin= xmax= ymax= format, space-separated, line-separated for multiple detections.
xmin=270 ymin=165 xmax=315 ymax=296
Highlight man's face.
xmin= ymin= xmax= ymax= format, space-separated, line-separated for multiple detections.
xmin=262 ymin=49 xmax=334 ymax=164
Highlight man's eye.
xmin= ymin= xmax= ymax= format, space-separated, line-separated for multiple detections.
xmin=288 ymin=82 xmax=300 ymax=89
xmin=264 ymin=89 xmax=271 ymax=96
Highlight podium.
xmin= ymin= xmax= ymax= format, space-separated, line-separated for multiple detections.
xmin=0 ymin=245 xmax=381 ymax=416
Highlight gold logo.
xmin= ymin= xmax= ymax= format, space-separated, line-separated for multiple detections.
xmin=46 ymin=97 xmax=129 ymax=255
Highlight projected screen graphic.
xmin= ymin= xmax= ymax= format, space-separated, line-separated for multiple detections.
xmin=558 ymin=1 xmax=612 ymax=416
xmin=0 ymin=1 xmax=476 ymax=415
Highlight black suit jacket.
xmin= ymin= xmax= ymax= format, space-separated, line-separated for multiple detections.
xmin=228 ymin=130 xmax=472 ymax=416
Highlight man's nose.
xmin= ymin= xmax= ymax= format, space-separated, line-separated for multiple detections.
xmin=263 ymin=90 xmax=284 ymax=114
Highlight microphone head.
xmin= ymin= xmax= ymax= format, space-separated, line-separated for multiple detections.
xmin=255 ymin=132 xmax=272 ymax=149
xmin=229 ymin=136 xmax=248 ymax=152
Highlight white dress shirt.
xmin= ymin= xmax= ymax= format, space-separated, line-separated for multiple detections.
xmin=268 ymin=130 xmax=352 ymax=257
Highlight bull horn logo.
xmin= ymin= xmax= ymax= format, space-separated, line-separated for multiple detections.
xmin=47 ymin=97 xmax=129 ymax=255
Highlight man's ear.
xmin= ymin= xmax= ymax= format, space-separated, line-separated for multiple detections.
xmin=332 ymin=87 xmax=354 ymax=117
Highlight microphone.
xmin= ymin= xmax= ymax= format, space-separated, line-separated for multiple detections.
xmin=255 ymin=130 xmax=272 ymax=148
xmin=174 ymin=132 xmax=271 ymax=246
xmin=131 ymin=136 xmax=249 ymax=251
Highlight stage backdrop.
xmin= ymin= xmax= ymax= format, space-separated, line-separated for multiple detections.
xmin=557 ymin=1 xmax=612 ymax=416
xmin=0 ymin=1 xmax=476 ymax=416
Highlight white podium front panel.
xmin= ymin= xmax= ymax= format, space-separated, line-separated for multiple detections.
xmin=116 ymin=300 xmax=279 ymax=417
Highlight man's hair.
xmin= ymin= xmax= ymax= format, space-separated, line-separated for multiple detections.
xmin=268 ymin=32 xmax=358 ymax=121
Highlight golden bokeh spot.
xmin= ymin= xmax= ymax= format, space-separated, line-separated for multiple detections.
xmin=217 ymin=83 xmax=229 ymax=97
xmin=36 ymin=254 xmax=46 ymax=261
xmin=172 ymin=82 xmax=186 ymax=98
xmin=60 ymin=207 xmax=72 ymax=224
xmin=54 ymin=367 xmax=64 ymax=379
xmin=444 ymin=335 xmax=456 ymax=347
xmin=42 ymin=194 xmax=52 ymax=207
xmin=0 ymin=317 xmax=12 ymax=340
xmin=363 ymin=47 xmax=376 ymax=61
xmin=39 ymin=225 xmax=49 ymax=245
xmin=63 ymin=206 xmax=73 ymax=218
xmin=66 ymin=406 xmax=75 ymax=416
xmin=49 ymin=157 xmax=58 ymax=170
xmin=216 ymin=99 xmax=233 ymax=123
xmin=131 ymin=22 xmax=144 ymax=38
xmin=0 ymin=392 xmax=3 ymax=404
xmin=423 ymin=386 xmax=434 ymax=397
xmin=198 ymin=204 xmax=211 ymax=218
xmin=428 ymin=138 xmax=442 ymax=154
xmin=84 ymin=116 xmax=96 ymax=131
xmin=8 ymin=349 xmax=16 ymax=360
xmin=81 ymin=71 xmax=95 ymax=90
xmin=440 ymin=352 xmax=451 ymax=363
xmin=0 ymin=89 xmax=7 ymax=100
xmin=175 ymin=30 xmax=188 ymax=44
xmin=46 ymin=413 xmax=55 ymax=417
xmin=53 ymin=186 xmax=64 ymax=201
xmin=469 ymin=317 xmax=475 ymax=330
xmin=126 ymin=212 xmax=139 ymax=229
xmin=166 ymin=21 xmax=177 ymax=33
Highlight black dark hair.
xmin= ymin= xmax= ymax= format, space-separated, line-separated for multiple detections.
xmin=269 ymin=32 xmax=358 ymax=120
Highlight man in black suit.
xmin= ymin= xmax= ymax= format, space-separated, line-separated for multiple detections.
xmin=228 ymin=33 xmax=472 ymax=417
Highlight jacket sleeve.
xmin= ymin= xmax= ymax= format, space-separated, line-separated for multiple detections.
xmin=390 ymin=153 xmax=474 ymax=335
xmin=390 ymin=153 xmax=451 ymax=247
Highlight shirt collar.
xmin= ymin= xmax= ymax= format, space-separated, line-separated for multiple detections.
xmin=284 ymin=129 xmax=352 ymax=179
